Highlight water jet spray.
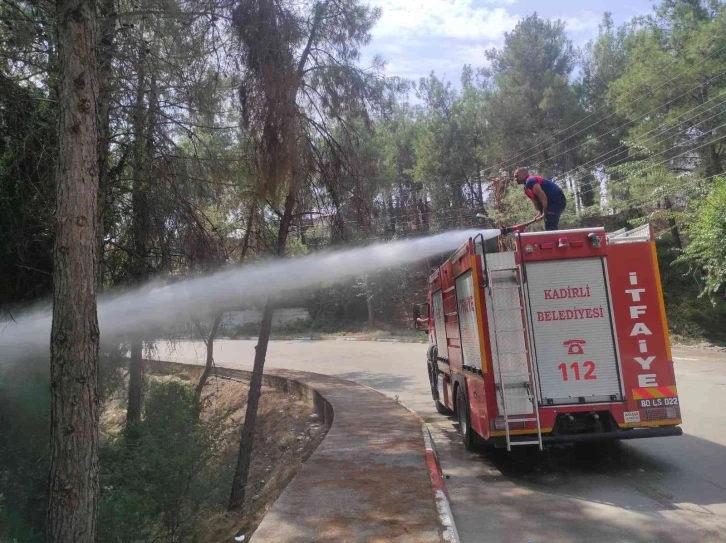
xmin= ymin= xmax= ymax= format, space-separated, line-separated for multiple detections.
xmin=0 ymin=228 xmax=503 ymax=356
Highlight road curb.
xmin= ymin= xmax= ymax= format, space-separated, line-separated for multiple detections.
xmin=422 ymin=424 xmax=461 ymax=543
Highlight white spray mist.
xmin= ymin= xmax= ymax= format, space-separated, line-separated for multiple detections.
xmin=0 ymin=228 xmax=501 ymax=355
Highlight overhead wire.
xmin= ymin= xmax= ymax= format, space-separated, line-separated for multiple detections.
xmin=347 ymin=70 xmax=726 ymax=233
xmin=550 ymin=106 xmax=726 ymax=204
xmin=565 ymin=126 xmax=726 ymax=206
xmin=315 ymin=121 xmax=726 ymax=240
xmin=318 ymin=109 xmax=724 ymax=233
xmin=225 ymin=38 xmax=726 ymax=244
xmin=507 ymin=66 xmax=726 ymax=181
xmin=493 ymin=41 xmax=726 ymax=175
xmin=598 ymin=172 xmax=717 ymax=211
xmin=550 ymin=89 xmax=726 ymax=180
xmin=497 ymin=36 xmax=726 ymax=170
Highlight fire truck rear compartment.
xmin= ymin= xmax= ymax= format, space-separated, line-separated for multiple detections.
xmin=523 ymin=257 xmax=625 ymax=406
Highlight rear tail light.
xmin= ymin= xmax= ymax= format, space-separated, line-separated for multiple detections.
xmin=492 ymin=417 xmax=526 ymax=430
xmin=645 ymin=407 xmax=680 ymax=421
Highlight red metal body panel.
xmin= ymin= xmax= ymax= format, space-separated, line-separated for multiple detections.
xmin=606 ymin=238 xmax=680 ymax=426
xmin=516 ymin=228 xmax=608 ymax=263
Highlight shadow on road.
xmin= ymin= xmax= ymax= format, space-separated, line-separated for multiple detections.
xmin=432 ymin=420 xmax=726 ymax=542
xmin=336 ymin=371 xmax=415 ymax=394
xmin=439 ymin=416 xmax=726 ymax=512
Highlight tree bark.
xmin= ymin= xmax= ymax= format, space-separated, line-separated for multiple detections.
xmin=386 ymin=192 xmax=396 ymax=235
xmin=706 ymin=141 xmax=723 ymax=178
xmin=195 ymin=312 xmax=224 ymax=399
xmin=367 ymin=291 xmax=375 ymax=328
xmin=229 ymin=186 xmax=296 ymax=511
xmin=663 ymin=198 xmax=683 ymax=250
xmin=48 ymin=0 xmax=101 ymax=539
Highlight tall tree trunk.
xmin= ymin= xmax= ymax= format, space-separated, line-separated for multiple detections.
xmin=663 ymin=198 xmax=683 ymax=250
xmin=386 ymin=193 xmax=396 ymax=235
xmin=229 ymin=187 xmax=296 ymax=511
xmin=367 ymin=289 xmax=375 ymax=328
xmin=127 ymin=341 xmax=143 ymax=424
xmin=419 ymin=198 xmax=430 ymax=232
xmin=49 ymin=0 xmax=100 ymax=539
xmin=707 ymin=142 xmax=723 ymax=178
xmin=477 ymin=165 xmax=483 ymax=209
xmin=240 ymin=199 xmax=258 ymax=261
xmin=195 ymin=312 xmax=224 ymax=399
xmin=126 ymin=45 xmax=149 ymax=425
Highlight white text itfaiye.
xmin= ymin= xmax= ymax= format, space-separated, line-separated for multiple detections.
xmin=626 ymin=272 xmax=659 ymax=387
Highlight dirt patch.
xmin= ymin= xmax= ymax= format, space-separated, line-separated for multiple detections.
xmin=100 ymin=366 xmax=328 ymax=542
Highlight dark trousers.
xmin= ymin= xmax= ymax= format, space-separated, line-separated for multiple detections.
xmin=544 ymin=196 xmax=567 ymax=231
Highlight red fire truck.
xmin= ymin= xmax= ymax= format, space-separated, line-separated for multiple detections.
xmin=416 ymin=225 xmax=683 ymax=451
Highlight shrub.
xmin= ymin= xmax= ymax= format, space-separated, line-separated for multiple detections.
xmin=98 ymin=380 xmax=233 ymax=543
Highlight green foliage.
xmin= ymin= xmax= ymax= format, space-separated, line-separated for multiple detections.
xmin=0 ymin=370 xmax=234 ymax=543
xmin=0 ymin=74 xmax=56 ymax=305
xmin=98 ymin=380 xmax=233 ymax=543
xmin=678 ymin=177 xmax=726 ymax=298
xmin=657 ymin=241 xmax=726 ymax=341
xmin=608 ymin=1 xmax=726 ymax=177
xmin=0 ymin=360 xmax=49 ymax=543
xmin=482 ymin=13 xmax=583 ymax=174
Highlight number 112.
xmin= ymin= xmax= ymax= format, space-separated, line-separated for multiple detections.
xmin=558 ymin=361 xmax=597 ymax=381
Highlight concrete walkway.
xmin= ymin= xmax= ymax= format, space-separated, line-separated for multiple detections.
xmin=215 ymin=367 xmax=448 ymax=543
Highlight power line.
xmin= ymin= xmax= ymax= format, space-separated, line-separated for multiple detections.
xmin=554 ymin=107 xmax=726 ymax=202
xmin=570 ymin=125 xmax=726 ymax=204
xmin=553 ymin=91 xmax=726 ymax=182
xmin=603 ymin=172 xmax=719 ymax=212
xmin=291 ymin=118 xmax=724 ymax=237
xmin=494 ymin=41 xmax=726 ymax=175
xmin=327 ymin=109 xmax=723 ymax=230
xmin=301 ymin=61 xmax=726 ymax=233
xmin=510 ymin=66 xmax=726 ymax=179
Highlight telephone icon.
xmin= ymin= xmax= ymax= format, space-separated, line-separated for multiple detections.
xmin=563 ymin=339 xmax=586 ymax=356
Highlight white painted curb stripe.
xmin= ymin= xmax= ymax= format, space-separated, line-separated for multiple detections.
xmin=422 ymin=425 xmax=461 ymax=543
xmin=436 ymin=489 xmax=460 ymax=543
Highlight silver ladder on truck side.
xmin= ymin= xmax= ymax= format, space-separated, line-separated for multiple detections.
xmin=488 ymin=265 xmax=543 ymax=451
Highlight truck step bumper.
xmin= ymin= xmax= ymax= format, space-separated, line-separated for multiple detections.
xmin=509 ymin=426 xmax=683 ymax=445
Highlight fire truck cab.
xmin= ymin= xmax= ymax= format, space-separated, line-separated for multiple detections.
xmin=419 ymin=225 xmax=683 ymax=450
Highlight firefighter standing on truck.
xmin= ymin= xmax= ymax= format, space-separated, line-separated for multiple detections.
xmin=515 ymin=167 xmax=567 ymax=231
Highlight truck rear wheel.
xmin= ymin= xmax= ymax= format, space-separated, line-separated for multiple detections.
xmin=456 ymin=387 xmax=477 ymax=451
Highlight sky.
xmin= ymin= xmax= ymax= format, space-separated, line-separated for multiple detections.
xmin=361 ymin=0 xmax=659 ymax=85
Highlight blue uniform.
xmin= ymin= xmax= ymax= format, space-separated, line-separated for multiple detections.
xmin=524 ymin=176 xmax=567 ymax=231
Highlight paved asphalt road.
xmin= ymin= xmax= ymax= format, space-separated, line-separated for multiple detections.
xmin=161 ymin=340 xmax=726 ymax=542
